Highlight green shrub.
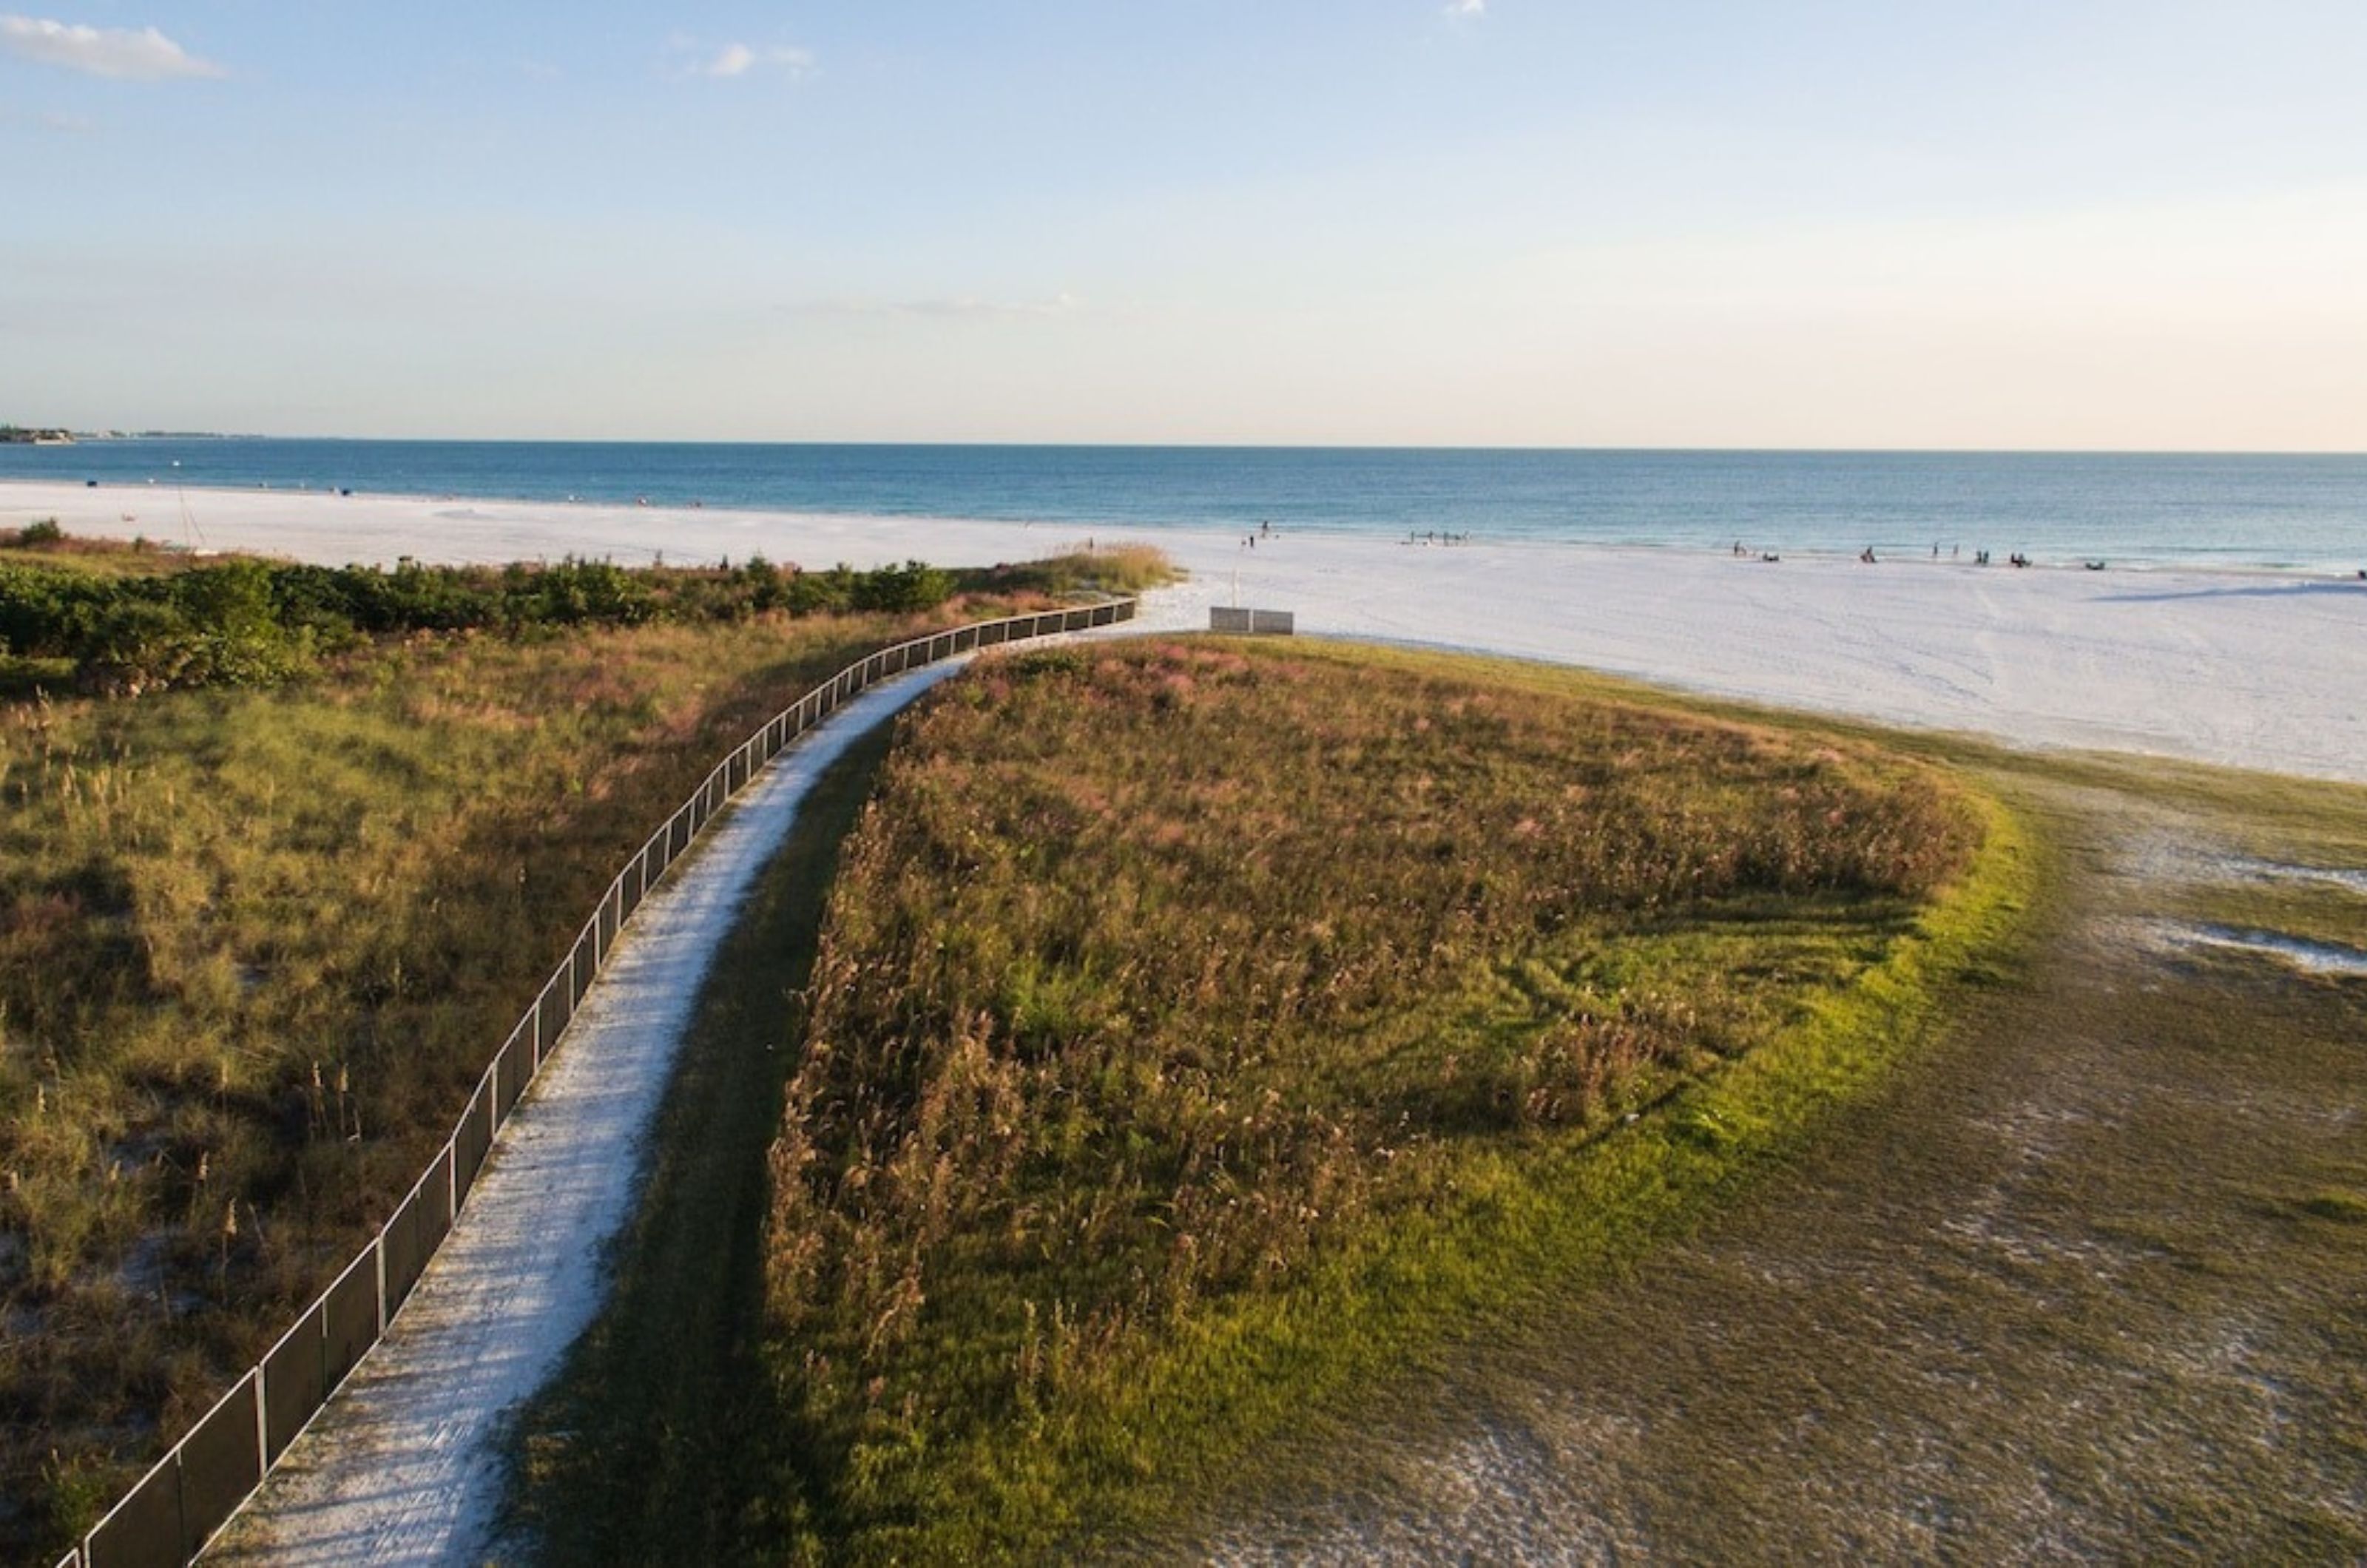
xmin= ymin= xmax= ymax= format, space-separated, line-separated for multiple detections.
xmin=0 ymin=545 xmax=1106 ymax=699
xmin=850 ymin=559 xmax=955 ymax=614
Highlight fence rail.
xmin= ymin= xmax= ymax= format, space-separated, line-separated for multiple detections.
xmin=67 ymin=595 xmax=1135 ymax=1568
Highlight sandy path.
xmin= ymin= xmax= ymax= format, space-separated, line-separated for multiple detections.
xmin=205 ymin=662 xmax=967 ymax=1567
xmin=4 ymin=480 xmax=2359 ymax=783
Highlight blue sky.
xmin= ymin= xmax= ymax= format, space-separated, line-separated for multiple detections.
xmin=4 ymin=2 xmax=2364 ymax=446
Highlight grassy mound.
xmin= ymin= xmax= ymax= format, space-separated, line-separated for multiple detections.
xmin=0 ymin=538 xmax=1161 ymax=1563
xmin=752 ymin=639 xmax=2029 ymax=1559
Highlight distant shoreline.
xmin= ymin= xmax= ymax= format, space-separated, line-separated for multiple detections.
xmin=0 ymin=475 xmax=2341 ymax=581
xmin=4 ymin=442 xmax=2360 ymax=574
xmin=1 ymin=476 xmax=2359 ymax=784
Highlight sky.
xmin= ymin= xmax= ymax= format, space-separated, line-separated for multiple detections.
xmin=2 ymin=2 xmax=2364 ymax=447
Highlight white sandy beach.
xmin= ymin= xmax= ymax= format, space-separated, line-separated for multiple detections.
xmin=4 ymin=479 xmax=2360 ymax=782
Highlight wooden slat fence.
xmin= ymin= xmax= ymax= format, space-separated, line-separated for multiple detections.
xmin=71 ymin=596 xmax=1135 ymax=1568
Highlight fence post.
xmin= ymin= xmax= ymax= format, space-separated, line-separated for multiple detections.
xmin=254 ymin=1366 xmax=270 ymax=1515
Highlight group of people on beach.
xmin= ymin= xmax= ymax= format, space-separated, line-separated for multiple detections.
xmin=1408 ymin=529 xmax=1471 ymax=545
xmin=1728 ymin=539 xmax=2081 ymax=569
xmin=1242 ymin=519 xmax=1274 ymax=549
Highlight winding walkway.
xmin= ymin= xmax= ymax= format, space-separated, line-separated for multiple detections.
xmin=207 ymin=662 xmax=967 ymax=1565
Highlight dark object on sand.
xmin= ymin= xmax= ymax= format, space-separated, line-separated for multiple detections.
xmin=2084 ymin=560 xmax=2107 ymax=571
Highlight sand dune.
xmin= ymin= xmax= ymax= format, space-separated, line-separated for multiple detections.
xmin=4 ymin=480 xmax=2359 ymax=781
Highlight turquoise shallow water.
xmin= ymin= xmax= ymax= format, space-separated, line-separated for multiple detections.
xmin=3 ymin=441 xmax=2360 ymax=572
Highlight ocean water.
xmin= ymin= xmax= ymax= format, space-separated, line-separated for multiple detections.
xmin=2 ymin=441 xmax=2360 ymax=572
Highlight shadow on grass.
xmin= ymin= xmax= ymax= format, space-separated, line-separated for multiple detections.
xmin=1163 ymin=757 xmax=2367 ymax=1563
xmin=502 ymin=717 xmax=899 ymax=1565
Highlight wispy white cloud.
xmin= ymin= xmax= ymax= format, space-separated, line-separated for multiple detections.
xmin=0 ymin=15 xmax=222 ymax=80
xmin=1445 ymin=0 xmax=1485 ymax=15
xmin=671 ymin=37 xmax=814 ymax=81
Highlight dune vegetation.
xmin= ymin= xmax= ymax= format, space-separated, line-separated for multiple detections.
xmin=1164 ymin=745 xmax=2367 ymax=1560
xmin=0 ymin=531 xmax=1164 ymax=1564
xmin=0 ymin=521 xmax=1171 ymax=700
xmin=590 ymin=638 xmax=2026 ymax=1561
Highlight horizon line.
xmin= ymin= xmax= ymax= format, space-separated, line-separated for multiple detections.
xmin=13 ymin=433 xmax=2366 ymax=459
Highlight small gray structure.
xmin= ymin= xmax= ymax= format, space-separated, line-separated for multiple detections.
xmin=1209 ymin=606 xmax=1295 ymax=635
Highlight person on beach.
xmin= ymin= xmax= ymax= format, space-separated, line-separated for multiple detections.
xmin=1860 ymin=547 xmax=1878 ymax=564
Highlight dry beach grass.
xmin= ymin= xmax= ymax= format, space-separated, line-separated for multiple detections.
xmin=0 ymin=535 xmax=1160 ymax=1562
xmin=521 ymin=641 xmax=2366 ymax=1562
xmin=1175 ymin=748 xmax=2367 ymax=1561
xmin=587 ymin=638 xmax=2022 ymax=1561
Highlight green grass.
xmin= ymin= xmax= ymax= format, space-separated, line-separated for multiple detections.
xmin=0 ymin=528 xmax=195 ymax=579
xmin=719 ymin=638 xmax=2027 ymax=1561
xmin=0 ymin=567 xmax=1123 ymax=1564
xmin=1144 ymin=739 xmax=2367 ymax=1559
xmin=513 ymin=635 xmax=2367 ymax=1561
xmin=962 ymin=544 xmax=1178 ymax=598
xmin=0 ymin=532 xmax=1173 ymax=703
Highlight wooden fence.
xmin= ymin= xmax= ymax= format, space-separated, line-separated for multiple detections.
xmin=56 ymin=597 xmax=1136 ymax=1568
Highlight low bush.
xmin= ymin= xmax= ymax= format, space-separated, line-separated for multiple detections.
xmin=0 ymin=541 xmax=1168 ymax=700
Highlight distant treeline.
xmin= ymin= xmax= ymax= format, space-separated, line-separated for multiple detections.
xmin=0 ymin=550 xmax=956 ymax=694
